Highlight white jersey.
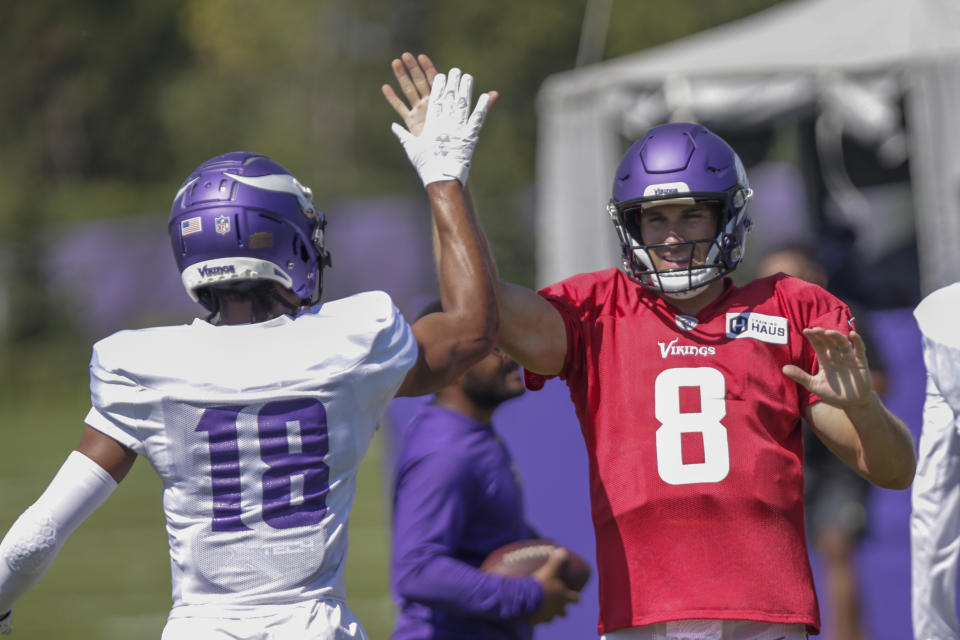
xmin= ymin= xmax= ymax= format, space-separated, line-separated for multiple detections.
xmin=84 ymin=291 xmax=416 ymax=616
xmin=911 ymin=282 xmax=960 ymax=640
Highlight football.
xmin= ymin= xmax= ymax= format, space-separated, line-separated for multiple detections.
xmin=479 ymin=539 xmax=591 ymax=591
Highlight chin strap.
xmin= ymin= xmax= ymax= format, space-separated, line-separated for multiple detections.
xmin=269 ymin=287 xmax=302 ymax=316
xmin=659 ymin=284 xmax=710 ymax=301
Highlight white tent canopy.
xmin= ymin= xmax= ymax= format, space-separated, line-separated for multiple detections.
xmin=536 ymin=0 xmax=960 ymax=295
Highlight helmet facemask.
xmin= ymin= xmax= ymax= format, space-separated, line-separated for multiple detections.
xmin=608 ymin=123 xmax=754 ymax=298
xmin=610 ymin=193 xmax=751 ymax=299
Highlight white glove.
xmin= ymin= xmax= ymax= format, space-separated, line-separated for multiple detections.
xmin=391 ymin=67 xmax=491 ymax=186
xmin=0 ymin=610 xmax=11 ymax=635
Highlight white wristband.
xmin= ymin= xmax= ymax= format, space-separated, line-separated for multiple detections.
xmin=0 ymin=451 xmax=118 ymax=614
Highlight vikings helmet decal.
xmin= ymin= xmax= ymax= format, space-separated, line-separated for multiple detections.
xmin=169 ymin=152 xmax=332 ymax=310
xmin=608 ymin=122 xmax=753 ymax=298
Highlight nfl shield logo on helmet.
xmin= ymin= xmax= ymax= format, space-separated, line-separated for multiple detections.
xmin=215 ymin=215 xmax=231 ymax=235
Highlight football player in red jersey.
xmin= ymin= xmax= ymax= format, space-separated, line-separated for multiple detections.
xmin=384 ymin=55 xmax=915 ymax=640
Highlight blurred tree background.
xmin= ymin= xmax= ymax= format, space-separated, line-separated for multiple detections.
xmin=0 ymin=1 xmax=784 ymax=637
xmin=0 ymin=0 xmax=782 ymax=351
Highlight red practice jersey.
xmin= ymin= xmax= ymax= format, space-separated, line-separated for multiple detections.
xmin=525 ymin=269 xmax=855 ymax=635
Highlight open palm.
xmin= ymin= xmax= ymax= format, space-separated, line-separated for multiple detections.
xmin=382 ymin=52 xmax=438 ymax=136
xmin=782 ymin=328 xmax=873 ymax=409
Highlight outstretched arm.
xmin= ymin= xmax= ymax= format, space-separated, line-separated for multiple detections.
xmin=383 ymin=53 xmax=567 ymax=379
xmin=385 ymin=54 xmax=499 ymax=287
xmin=0 ymin=426 xmax=135 ymax=630
xmin=391 ymin=65 xmax=499 ymax=396
xmin=498 ymin=282 xmax=567 ymax=376
xmin=784 ymin=328 xmax=915 ymax=489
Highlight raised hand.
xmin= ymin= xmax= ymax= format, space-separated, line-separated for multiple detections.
xmin=390 ymin=66 xmax=492 ymax=187
xmin=782 ymin=328 xmax=874 ymax=409
xmin=382 ymin=52 xmax=439 ymax=136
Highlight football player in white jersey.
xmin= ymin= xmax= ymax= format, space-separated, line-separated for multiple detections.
xmin=0 ymin=68 xmax=498 ymax=639
xmin=911 ymin=281 xmax=960 ymax=640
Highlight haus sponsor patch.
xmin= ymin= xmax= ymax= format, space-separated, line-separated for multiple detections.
xmin=725 ymin=311 xmax=788 ymax=344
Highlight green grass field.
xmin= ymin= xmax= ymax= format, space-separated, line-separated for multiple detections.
xmin=0 ymin=343 xmax=396 ymax=639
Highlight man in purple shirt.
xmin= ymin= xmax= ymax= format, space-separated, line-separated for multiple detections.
xmin=390 ymin=300 xmax=579 ymax=640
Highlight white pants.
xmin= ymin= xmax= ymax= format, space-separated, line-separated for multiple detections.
xmin=601 ymin=619 xmax=808 ymax=640
xmin=161 ymin=600 xmax=368 ymax=640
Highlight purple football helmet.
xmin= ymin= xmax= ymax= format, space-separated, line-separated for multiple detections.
xmin=169 ymin=152 xmax=332 ymax=310
xmin=608 ymin=122 xmax=753 ymax=298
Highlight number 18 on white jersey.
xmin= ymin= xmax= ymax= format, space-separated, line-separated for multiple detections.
xmin=83 ymin=292 xmax=416 ymax=611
